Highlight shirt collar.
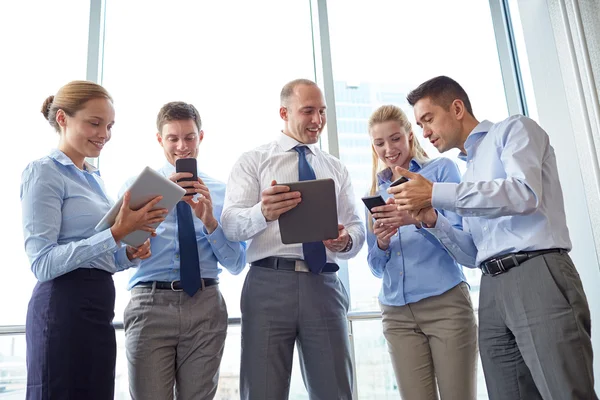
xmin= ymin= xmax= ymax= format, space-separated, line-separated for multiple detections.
xmin=49 ymin=149 xmax=99 ymax=173
xmin=459 ymin=120 xmax=493 ymax=161
xmin=377 ymin=158 xmax=422 ymax=184
xmin=277 ymin=132 xmax=318 ymax=155
xmin=162 ymin=161 xmax=177 ymax=174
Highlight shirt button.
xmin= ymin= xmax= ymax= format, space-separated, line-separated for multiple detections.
xmin=77 ymin=259 xmax=81 ymax=263
xmin=175 ymin=254 xmax=180 ymax=259
xmin=397 ymin=252 xmax=401 ymax=256
xmin=103 ymin=244 xmax=108 ymax=249
xmin=213 ymin=240 xmax=217 ymax=244
xmin=399 ymin=271 xmax=403 ymax=276
xmin=483 ymin=226 xmax=488 ymax=231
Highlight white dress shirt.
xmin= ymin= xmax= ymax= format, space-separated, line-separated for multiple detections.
xmin=221 ymin=132 xmax=365 ymax=264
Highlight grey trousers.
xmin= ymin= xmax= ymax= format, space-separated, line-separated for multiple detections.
xmin=124 ymin=284 xmax=228 ymax=400
xmin=240 ymin=266 xmax=352 ymax=400
xmin=381 ymin=282 xmax=478 ymax=400
xmin=479 ymin=252 xmax=597 ymax=400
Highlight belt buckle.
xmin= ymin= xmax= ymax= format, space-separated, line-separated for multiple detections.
xmin=484 ymin=258 xmax=506 ymax=276
xmin=170 ymin=281 xmax=183 ymax=292
xmin=294 ymin=260 xmax=310 ymax=273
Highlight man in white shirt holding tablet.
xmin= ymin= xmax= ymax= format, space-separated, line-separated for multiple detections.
xmin=221 ymin=78 xmax=365 ymax=400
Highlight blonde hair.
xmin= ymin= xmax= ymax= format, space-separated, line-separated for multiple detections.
xmin=367 ymin=105 xmax=429 ymax=231
xmin=41 ymin=80 xmax=113 ymax=133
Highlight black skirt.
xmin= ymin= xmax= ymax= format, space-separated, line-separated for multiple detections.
xmin=26 ymin=268 xmax=116 ymax=400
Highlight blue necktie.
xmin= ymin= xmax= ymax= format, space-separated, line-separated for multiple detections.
xmin=177 ymin=202 xmax=201 ymax=296
xmin=294 ymin=146 xmax=327 ymax=274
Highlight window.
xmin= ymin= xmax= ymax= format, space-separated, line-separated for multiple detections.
xmin=0 ymin=0 xmax=90 ymax=326
xmin=507 ymin=0 xmax=539 ymax=121
xmin=327 ymin=0 xmax=509 ymax=396
xmin=327 ymin=0 xmax=509 ymax=313
xmin=100 ymin=0 xmax=315 ymax=322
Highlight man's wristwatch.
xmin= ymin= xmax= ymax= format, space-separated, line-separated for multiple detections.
xmin=341 ymin=235 xmax=353 ymax=253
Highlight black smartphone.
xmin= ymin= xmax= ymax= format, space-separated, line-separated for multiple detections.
xmin=389 ymin=176 xmax=408 ymax=187
xmin=361 ymin=195 xmax=387 ymax=213
xmin=175 ymin=158 xmax=198 ymax=197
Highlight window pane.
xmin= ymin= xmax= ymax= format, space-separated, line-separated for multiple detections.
xmin=100 ymin=0 xmax=315 ymax=320
xmin=0 ymin=0 xmax=90 ymax=325
xmin=0 ymin=334 xmax=26 ymax=397
xmin=507 ymin=0 xmax=539 ymax=121
xmin=327 ymin=0 xmax=509 ymax=311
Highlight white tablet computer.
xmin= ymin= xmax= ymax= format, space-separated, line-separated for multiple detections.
xmin=95 ymin=166 xmax=186 ymax=247
xmin=278 ymin=178 xmax=339 ymax=244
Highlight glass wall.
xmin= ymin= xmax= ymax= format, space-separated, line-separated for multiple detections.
xmin=100 ymin=0 xmax=315 ymax=321
xmin=0 ymin=0 xmax=91 ymax=326
xmin=327 ymin=0 xmax=509 ymax=313
xmin=1 ymin=0 xmax=533 ymax=398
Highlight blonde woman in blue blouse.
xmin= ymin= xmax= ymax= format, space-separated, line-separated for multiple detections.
xmin=366 ymin=105 xmax=477 ymax=399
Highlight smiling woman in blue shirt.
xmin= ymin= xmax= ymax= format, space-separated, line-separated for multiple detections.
xmin=20 ymin=81 xmax=167 ymax=400
xmin=365 ymin=105 xmax=477 ymax=400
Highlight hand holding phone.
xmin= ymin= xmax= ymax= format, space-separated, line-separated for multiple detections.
xmin=175 ymin=158 xmax=198 ymax=197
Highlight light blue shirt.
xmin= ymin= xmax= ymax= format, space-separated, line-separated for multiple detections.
xmin=20 ymin=149 xmax=138 ymax=282
xmin=367 ymin=157 xmax=467 ymax=306
xmin=121 ymin=162 xmax=246 ymax=290
xmin=426 ymin=115 xmax=572 ymax=268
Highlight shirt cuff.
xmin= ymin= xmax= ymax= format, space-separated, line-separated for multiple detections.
xmin=96 ymin=228 xmax=120 ymax=251
xmin=114 ymin=247 xmax=141 ymax=271
xmin=250 ymin=202 xmax=268 ymax=231
xmin=432 ymin=182 xmax=458 ymax=212
xmin=204 ymin=223 xmax=227 ymax=248
xmin=422 ymin=212 xmax=453 ymax=240
xmin=371 ymin=242 xmax=392 ymax=260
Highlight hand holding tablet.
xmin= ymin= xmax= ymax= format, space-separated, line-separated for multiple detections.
xmin=277 ymin=178 xmax=338 ymax=244
xmin=96 ymin=167 xmax=186 ymax=247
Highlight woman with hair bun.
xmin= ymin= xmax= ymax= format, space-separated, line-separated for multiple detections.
xmin=21 ymin=80 xmax=168 ymax=399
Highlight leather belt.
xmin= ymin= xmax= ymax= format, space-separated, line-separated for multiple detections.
xmin=134 ymin=279 xmax=219 ymax=291
xmin=250 ymin=257 xmax=339 ymax=273
xmin=481 ymin=248 xmax=565 ymax=276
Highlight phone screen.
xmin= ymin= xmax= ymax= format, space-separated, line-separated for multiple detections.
xmin=361 ymin=195 xmax=387 ymax=213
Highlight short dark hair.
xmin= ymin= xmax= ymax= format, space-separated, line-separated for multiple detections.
xmin=406 ymin=76 xmax=474 ymax=117
xmin=156 ymin=101 xmax=202 ymax=133
xmin=280 ymin=78 xmax=318 ymax=106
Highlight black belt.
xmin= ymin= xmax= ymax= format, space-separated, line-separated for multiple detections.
xmin=135 ymin=279 xmax=219 ymax=291
xmin=481 ymin=248 xmax=565 ymax=276
xmin=250 ymin=257 xmax=339 ymax=273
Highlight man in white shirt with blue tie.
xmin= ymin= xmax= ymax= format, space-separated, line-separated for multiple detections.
xmin=389 ymin=76 xmax=596 ymax=400
xmin=221 ymin=78 xmax=365 ymax=400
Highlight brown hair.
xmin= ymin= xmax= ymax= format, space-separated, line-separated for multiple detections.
xmin=280 ymin=78 xmax=319 ymax=106
xmin=41 ymin=80 xmax=113 ymax=133
xmin=156 ymin=101 xmax=202 ymax=133
xmin=406 ymin=75 xmax=474 ymax=117
xmin=367 ymin=105 xmax=429 ymax=231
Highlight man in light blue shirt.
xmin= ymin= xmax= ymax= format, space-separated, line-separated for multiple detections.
xmin=122 ymin=102 xmax=246 ymax=400
xmin=390 ymin=76 xmax=596 ymax=400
